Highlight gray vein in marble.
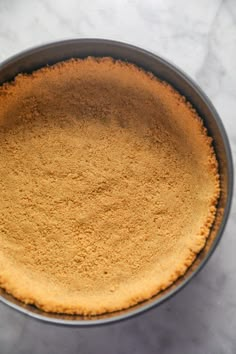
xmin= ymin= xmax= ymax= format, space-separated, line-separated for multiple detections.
xmin=196 ymin=0 xmax=226 ymax=96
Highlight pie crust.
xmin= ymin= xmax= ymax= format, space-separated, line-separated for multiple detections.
xmin=0 ymin=58 xmax=220 ymax=315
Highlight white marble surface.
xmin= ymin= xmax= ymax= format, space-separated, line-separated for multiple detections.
xmin=0 ymin=0 xmax=235 ymax=353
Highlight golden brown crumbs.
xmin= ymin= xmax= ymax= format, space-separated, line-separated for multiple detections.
xmin=0 ymin=57 xmax=220 ymax=315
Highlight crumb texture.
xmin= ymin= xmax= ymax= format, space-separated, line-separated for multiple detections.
xmin=0 ymin=58 xmax=219 ymax=315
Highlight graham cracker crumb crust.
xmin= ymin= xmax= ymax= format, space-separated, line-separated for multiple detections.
xmin=0 ymin=57 xmax=220 ymax=315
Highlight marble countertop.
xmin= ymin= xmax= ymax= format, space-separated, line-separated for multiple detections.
xmin=0 ymin=0 xmax=235 ymax=353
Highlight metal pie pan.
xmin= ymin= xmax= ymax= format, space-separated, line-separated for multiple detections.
xmin=0 ymin=39 xmax=233 ymax=326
